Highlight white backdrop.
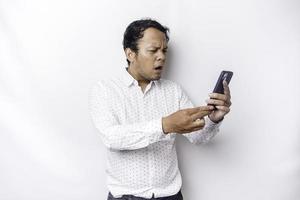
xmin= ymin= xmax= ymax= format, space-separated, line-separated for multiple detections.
xmin=1 ymin=0 xmax=299 ymax=199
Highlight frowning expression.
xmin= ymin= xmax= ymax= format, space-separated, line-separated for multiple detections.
xmin=128 ymin=27 xmax=168 ymax=81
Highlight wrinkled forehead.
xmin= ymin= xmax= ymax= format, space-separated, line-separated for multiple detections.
xmin=138 ymin=28 xmax=168 ymax=48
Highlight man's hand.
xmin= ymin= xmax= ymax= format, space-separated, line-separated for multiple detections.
xmin=206 ymin=80 xmax=232 ymax=123
xmin=162 ymin=106 xmax=214 ymax=134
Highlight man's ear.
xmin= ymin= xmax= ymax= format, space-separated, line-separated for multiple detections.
xmin=125 ymin=48 xmax=136 ymax=64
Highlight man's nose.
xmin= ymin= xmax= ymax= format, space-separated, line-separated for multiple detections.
xmin=156 ymin=50 xmax=166 ymax=62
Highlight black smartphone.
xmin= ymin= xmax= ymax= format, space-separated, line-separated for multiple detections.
xmin=212 ymin=70 xmax=233 ymax=94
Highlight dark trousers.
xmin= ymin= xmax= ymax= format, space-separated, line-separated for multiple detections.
xmin=107 ymin=190 xmax=183 ymax=200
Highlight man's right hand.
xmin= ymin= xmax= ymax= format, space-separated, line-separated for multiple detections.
xmin=162 ymin=106 xmax=214 ymax=134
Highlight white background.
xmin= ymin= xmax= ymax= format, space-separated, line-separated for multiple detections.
xmin=1 ymin=0 xmax=299 ymax=199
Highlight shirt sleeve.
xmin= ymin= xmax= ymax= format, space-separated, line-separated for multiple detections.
xmin=176 ymin=84 xmax=222 ymax=144
xmin=89 ymin=82 xmax=166 ymax=151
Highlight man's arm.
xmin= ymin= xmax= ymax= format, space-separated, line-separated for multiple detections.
xmin=89 ymin=82 xmax=166 ymax=151
xmin=176 ymin=84 xmax=222 ymax=144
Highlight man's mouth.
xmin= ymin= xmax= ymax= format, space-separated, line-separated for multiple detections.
xmin=154 ymin=66 xmax=163 ymax=71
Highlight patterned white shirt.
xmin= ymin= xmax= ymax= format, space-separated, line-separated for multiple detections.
xmin=89 ymin=67 xmax=221 ymax=198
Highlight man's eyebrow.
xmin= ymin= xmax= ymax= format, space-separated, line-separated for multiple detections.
xmin=147 ymin=45 xmax=168 ymax=49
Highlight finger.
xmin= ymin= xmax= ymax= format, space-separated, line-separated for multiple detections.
xmin=190 ymin=110 xmax=212 ymax=120
xmin=191 ymin=125 xmax=204 ymax=132
xmin=208 ymin=93 xmax=228 ymax=101
xmin=215 ymin=106 xmax=230 ymax=113
xmin=186 ymin=106 xmax=214 ymax=115
xmin=196 ymin=105 xmax=215 ymax=111
xmin=205 ymin=99 xmax=225 ymax=106
xmin=183 ymin=107 xmax=205 ymax=115
xmin=191 ymin=118 xmax=205 ymax=128
xmin=207 ymin=98 xmax=232 ymax=107
xmin=225 ymin=100 xmax=232 ymax=107
xmin=223 ymin=80 xmax=231 ymax=97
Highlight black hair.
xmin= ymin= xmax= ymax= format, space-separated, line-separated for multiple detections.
xmin=122 ymin=18 xmax=169 ymax=65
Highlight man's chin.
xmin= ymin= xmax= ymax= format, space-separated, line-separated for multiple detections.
xmin=152 ymin=75 xmax=161 ymax=80
xmin=154 ymin=72 xmax=163 ymax=79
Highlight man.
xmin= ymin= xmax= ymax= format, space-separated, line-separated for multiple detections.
xmin=89 ymin=18 xmax=231 ymax=200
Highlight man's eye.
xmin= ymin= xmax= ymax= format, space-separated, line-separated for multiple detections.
xmin=149 ymin=50 xmax=156 ymax=52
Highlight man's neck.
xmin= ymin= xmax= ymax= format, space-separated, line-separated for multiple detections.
xmin=127 ymin=66 xmax=150 ymax=90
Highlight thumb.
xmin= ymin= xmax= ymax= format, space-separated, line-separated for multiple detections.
xmin=193 ymin=118 xmax=205 ymax=126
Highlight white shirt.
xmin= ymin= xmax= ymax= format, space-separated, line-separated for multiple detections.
xmin=89 ymin=67 xmax=221 ymax=198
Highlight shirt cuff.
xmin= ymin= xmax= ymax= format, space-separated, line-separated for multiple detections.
xmin=148 ymin=118 xmax=167 ymax=143
xmin=206 ymin=116 xmax=222 ymax=125
xmin=203 ymin=116 xmax=222 ymax=133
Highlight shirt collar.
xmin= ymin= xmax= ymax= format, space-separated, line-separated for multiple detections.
xmin=122 ymin=67 xmax=160 ymax=88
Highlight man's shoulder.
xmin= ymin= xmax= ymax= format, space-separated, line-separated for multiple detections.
xmin=93 ymin=76 xmax=121 ymax=88
xmin=160 ymin=78 xmax=176 ymax=86
xmin=92 ymin=77 xmax=180 ymax=90
xmin=89 ymin=77 xmax=120 ymax=96
xmin=159 ymin=78 xmax=181 ymax=90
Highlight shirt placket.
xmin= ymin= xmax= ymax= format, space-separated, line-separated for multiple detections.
xmin=143 ymin=85 xmax=155 ymax=197
xmin=135 ymin=82 xmax=155 ymax=197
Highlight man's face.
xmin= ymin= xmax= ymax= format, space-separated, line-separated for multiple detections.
xmin=130 ymin=27 xmax=168 ymax=81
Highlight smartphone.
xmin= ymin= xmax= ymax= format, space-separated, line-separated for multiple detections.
xmin=212 ymin=70 xmax=233 ymax=94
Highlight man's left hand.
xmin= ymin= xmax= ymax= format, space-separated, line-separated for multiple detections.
xmin=205 ymin=80 xmax=232 ymax=123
